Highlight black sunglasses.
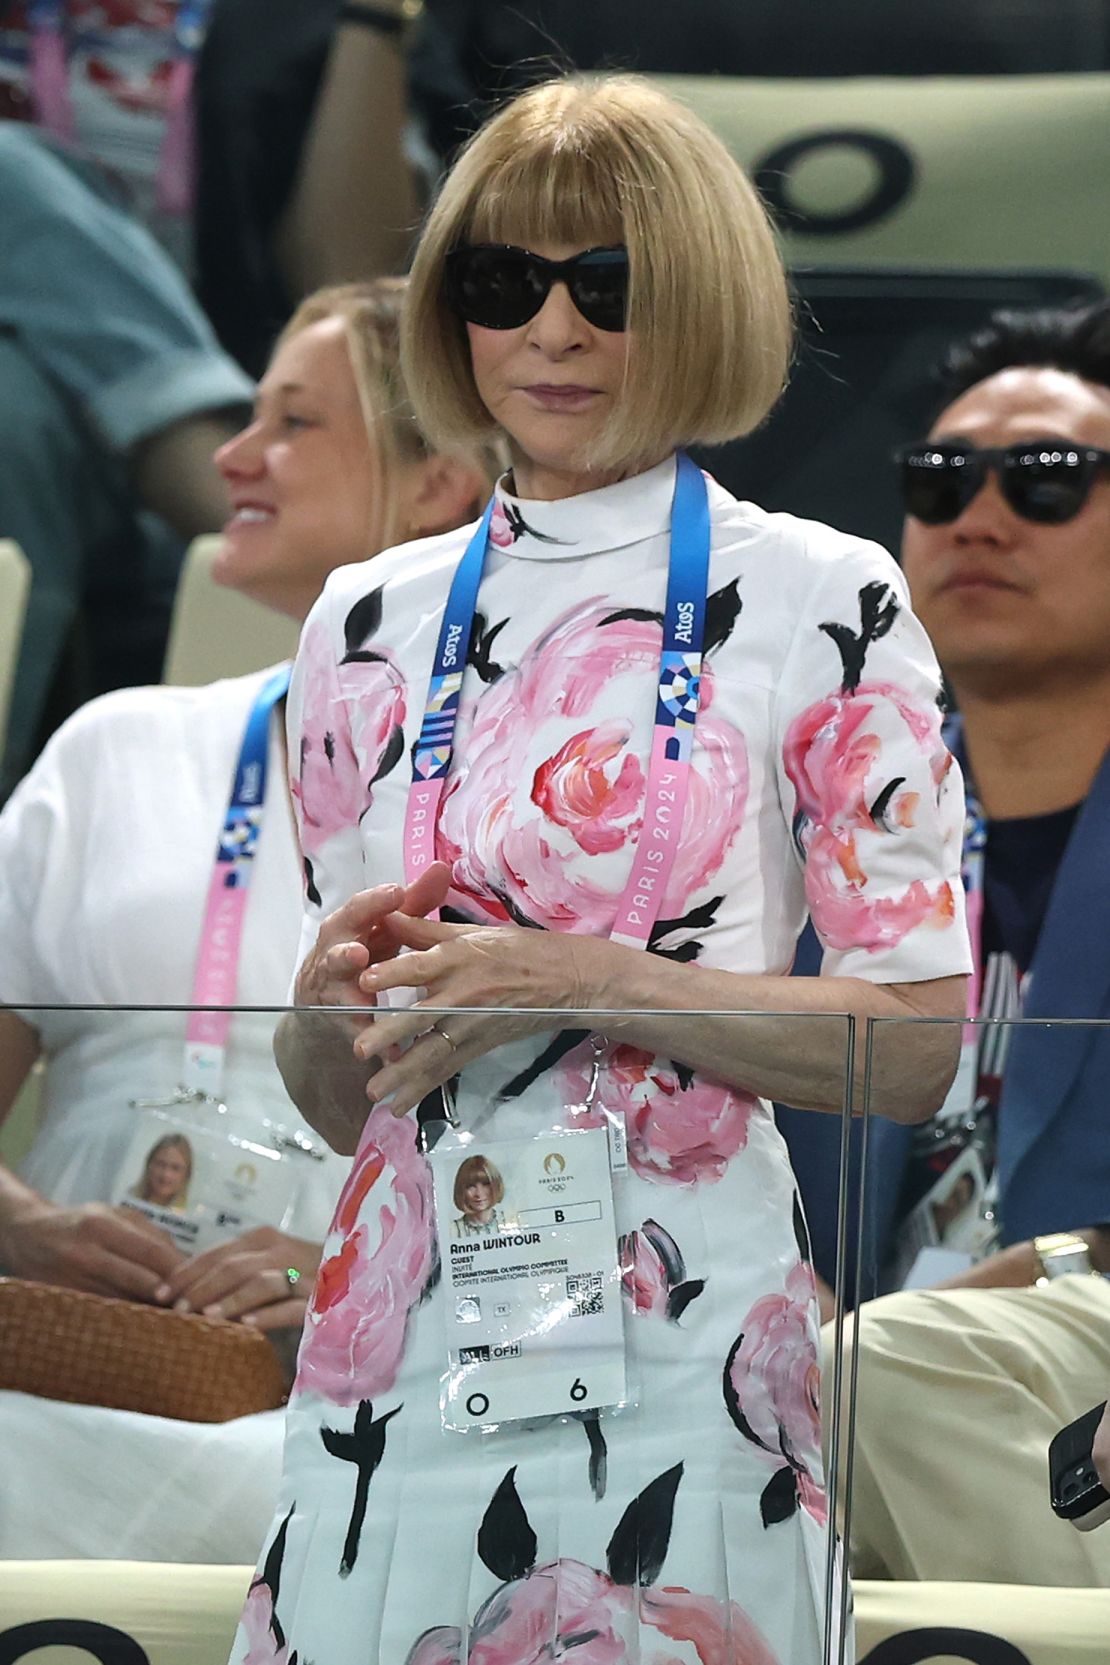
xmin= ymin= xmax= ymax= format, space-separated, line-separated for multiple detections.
xmin=444 ymin=244 xmax=630 ymax=332
xmin=895 ymin=439 xmax=1110 ymax=526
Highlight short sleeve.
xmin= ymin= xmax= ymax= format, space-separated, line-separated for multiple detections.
xmin=773 ymin=537 xmax=972 ymax=985
xmin=0 ymin=716 xmax=91 ymax=1012
xmin=285 ymin=596 xmax=369 ymax=983
xmin=0 ymin=127 xmax=253 ymax=452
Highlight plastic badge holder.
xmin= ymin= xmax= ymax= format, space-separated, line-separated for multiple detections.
xmin=431 ymin=1117 xmax=636 ymax=1434
xmin=110 ymin=1098 xmax=300 ymax=1256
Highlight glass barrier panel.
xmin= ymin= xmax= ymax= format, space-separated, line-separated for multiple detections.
xmin=840 ymin=1014 xmax=1110 ymax=1663
xmin=0 ymin=1001 xmax=861 ymax=1664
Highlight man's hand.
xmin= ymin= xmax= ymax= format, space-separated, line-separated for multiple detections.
xmin=155 ymin=1226 xmax=321 ymax=1331
xmin=2 ymin=1199 xmax=186 ymax=1302
xmin=935 ymin=1228 xmax=1110 ymax=1291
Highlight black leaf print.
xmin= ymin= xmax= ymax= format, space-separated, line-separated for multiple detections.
xmin=670 ymin=1059 xmax=696 ymax=1092
xmin=304 ymin=856 xmax=321 ymax=907
xmin=820 ymin=580 xmax=900 ymax=694
xmin=704 ymin=578 xmax=743 ymax=655
xmin=320 ymin=1400 xmax=401 ymax=1577
xmin=341 ymin=647 xmax=392 ymax=666
xmin=477 ymin=1466 xmax=538 ymax=1582
xmin=666 ymin=1278 xmax=707 ymax=1322
xmin=760 ymin=1465 xmax=800 ymax=1528
xmin=323 ymin=730 xmax=336 ymax=766
xmin=792 ymin=1193 xmax=812 ymax=1265
xmin=650 ymin=940 xmax=703 ymax=964
xmin=606 ymin=1462 xmax=684 ymax=1587
xmin=869 ymin=777 xmax=906 ymax=829
xmin=416 ymin=1087 xmax=455 ymax=1154
xmin=791 ymin=807 xmax=807 ymax=862
xmin=599 ymin=605 xmax=663 ymax=628
xmin=469 ymin=611 xmax=508 ymax=683
xmin=251 ymin=1504 xmax=294 ymax=1650
xmin=439 ymin=904 xmax=490 ymax=927
xmin=582 ymin=1411 xmax=609 ymax=1501
xmin=343 ymin=587 xmax=384 ymax=655
xmin=502 ymin=502 xmax=567 ymax=544
xmin=369 ymin=723 xmax=405 ymax=786
xmin=441 ymin=883 xmax=541 ymax=932
xmin=723 ymin=1333 xmax=777 ymax=1455
xmin=497 ymin=1028 xmax=590 ymax=1101
xmin=642 ymin=1218 xmax=686 ymax=1284
xmin=649 ymin=897 xmax=724 ymax=949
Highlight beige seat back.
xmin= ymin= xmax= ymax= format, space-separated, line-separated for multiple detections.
xmin=0 ymin=539 xmax=31 ymax=759
xmin=162 ymin=536 xmax=299 ymax=687
xmin=651 ymin=72 xmax=1110 ymax=288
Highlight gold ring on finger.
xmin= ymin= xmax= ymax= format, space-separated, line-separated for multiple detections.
xmin=430 ymin=1021 xmax=458 ymax=1054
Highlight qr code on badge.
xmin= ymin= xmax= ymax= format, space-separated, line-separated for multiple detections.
xmin=567 ymin=1272 xmax=604 ymax=1317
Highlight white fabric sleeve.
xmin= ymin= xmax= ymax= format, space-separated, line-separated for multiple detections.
xmin=0 ymin=707 xmax=99 ymax=1012
xmin=284 ymin=585 xmax=370 ymax=998
xmin=772 ymin=536 xmax=972 ymax=986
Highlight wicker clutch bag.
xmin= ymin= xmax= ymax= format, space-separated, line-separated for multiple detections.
xmin=0 ymin=1276 xmax=287 ymax=1422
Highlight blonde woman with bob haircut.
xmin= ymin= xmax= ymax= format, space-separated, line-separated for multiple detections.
xmin=256 ymin=76 xmax=970 ymax=1664
xmin=0 ymin=276 xmax=492 ymax=1565
xmin=451 ymin=1153 xmax=507 ymax=1237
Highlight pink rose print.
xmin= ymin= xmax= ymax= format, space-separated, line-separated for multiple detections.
xmin=641 ymin=1589 xmax=781 ymax=1665
xmin=239 ymin=1509 xmax=295 ymax=1665
xmin=563 ymin=1039 xmax=754 ymax=1188
xmin=723 ymin=1261 xmax=827 ymax=1529
xmin=488 ymin=498 xmax=515 ymax=550
xmin=436 ymin=602 xmax=747 ymax=932
xmin=405 ymin=1465 xmax=780 ymax=1665
xmin=240 ymin=1582 xmax=292 ymax=1665
xmin=783 ymin=578 xmax=959 ymax=953
xmin=619 ymin=1218 xmax=705 ymax=1321
xmin=783 ymin=682 xmax=956 ymax=953
xmin=293 ymin=1109 xmax=435 ymax=1406
xmin=292 ymin=595 xmax=407 ymax=861
xmin=532 ymin=722 xmax=647 ymax=856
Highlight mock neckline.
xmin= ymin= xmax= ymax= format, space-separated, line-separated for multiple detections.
xmin=489 ymin=453 xmax=678 ymax=561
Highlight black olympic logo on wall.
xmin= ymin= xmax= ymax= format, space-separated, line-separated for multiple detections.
xmin=859 ymin=1626 xmax=1032 ymax=1665
xmin=0 ymin=1620 xmax=150 ymax=1665
xmin=753 ymin=128 xmax=917 ymax=235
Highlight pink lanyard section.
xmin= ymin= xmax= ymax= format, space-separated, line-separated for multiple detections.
xmin=402 ymin=454 xmax=712 ymax=954
xmin=183 ymin=665 xmax=291 ymax=1097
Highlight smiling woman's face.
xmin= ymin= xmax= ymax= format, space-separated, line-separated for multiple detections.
xmin=213 ymin=318 xmax=381 ymax=620
xmin=465 ymin=240 xmax=632 ymax=503
xmin=901 ymin=366 xmax=1110 ymax=697
xmin=146 ymin=1144 xmax=189 ymax=1203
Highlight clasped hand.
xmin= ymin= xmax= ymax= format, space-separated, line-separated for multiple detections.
xmin=298 ymin=862 xmax=614 ymax=1117
xmin=6 ymin=1200 xmax=318 ymax=1331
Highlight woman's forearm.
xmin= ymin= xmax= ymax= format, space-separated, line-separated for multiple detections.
xmin=273 ymin=11 xmax=418 ymax=300
xmin=574 ymin=942 xmax=965 ymax=1123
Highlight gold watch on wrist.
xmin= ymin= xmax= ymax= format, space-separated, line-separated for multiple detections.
xmin=1033 ymin=1231 xmax=1098 ymax=1285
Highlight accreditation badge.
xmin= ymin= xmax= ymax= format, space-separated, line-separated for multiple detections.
xmin=111 ymin=1104 xmax=298 ymax=1255
xmin=431 ymin=1127 xmax=627 ymax=1431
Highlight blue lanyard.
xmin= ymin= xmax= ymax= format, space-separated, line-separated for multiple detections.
xmin=217 ymin=662 xmax=293 ymax=869
xmin=404 ymin=453 xmax=712 ymax=949
xmin=414 ymin=452 xmax=709 ymax=783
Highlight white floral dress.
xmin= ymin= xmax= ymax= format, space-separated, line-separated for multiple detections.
xmin=231 ymin=457 xmax=971 ymax=1665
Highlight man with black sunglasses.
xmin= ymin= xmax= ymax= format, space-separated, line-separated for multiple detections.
xmin=819 ymin=299 xmax=1110 ymax=1586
